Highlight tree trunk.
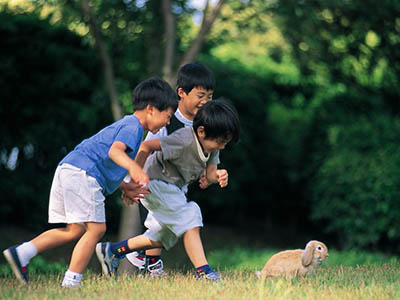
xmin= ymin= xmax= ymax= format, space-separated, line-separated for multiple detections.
xmin=179 ymin=0 xmax=226 ymax=67
xmin=161 ymin=0 xmax=227 ymax=85
xmin=81 ymin=0 xmax=122 ymax=121
xmin=161 ymin=0 xmax=176 ymax=86
xmin=146 ymin=0 xmax=164 ymax=76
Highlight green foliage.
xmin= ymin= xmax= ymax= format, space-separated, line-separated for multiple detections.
xmin=307 ymin=94 xmax=400 ymax=250
xmin=272 ymin=0 xmax=400 ymax=111
xmin=0 ymin=9 xmax=114 ymax=229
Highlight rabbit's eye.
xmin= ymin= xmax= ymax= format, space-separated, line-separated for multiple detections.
xmin=317 ymin=246 xmax=322 ymax=251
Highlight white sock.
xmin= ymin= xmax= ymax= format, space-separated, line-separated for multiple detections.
xmin=61 ymin=269 xmax=83 ymax=287
xmin=16 ymin=242 xmax=37 ymax=267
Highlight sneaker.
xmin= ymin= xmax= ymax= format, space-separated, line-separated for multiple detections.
xmin=195 ymin=270 xmax=222 ymax=281
xmin=3 ymin=245 xmax=28 ymax=285
xmin=139 ymin=258 xmax=166 ymax=278
xmin=126 ymin=251 xmax=146 ymax=270
xmin=95 ymin=242 xmax=120 ymax=277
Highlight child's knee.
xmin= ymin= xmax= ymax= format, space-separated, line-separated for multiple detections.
xmin=98 ymin=223 xmax=107 ymax=238
xmin=66 ymin=223 xmax=86 ymax=240
xmin=86 ymin=222 xmax=106 ymax=239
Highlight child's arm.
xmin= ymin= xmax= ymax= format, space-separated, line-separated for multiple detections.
xmin=199 ymin=172 xmax=211 ymax=189
xmin=135 ymin=139 xmax=161 ymax=168
xmin=109 ymin=141 xmax=149 ymax=185
xmin=205 ymin=164 xmax=229 ymax=188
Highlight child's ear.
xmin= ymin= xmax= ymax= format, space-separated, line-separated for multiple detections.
xmin=177 ymin=88 xmax=186 ymax=98
xmin=146 ymin=104 xmax=154 ymax=115
xmin=197 ymin=126 xmax=206 ymax=138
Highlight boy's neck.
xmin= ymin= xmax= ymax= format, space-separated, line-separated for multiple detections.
xmin=133 ymin=110 xmax=148 ymax=130
xmin=178 ymin=102 xmax=194 ymax=121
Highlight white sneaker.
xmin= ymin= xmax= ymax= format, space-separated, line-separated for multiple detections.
xmin=61 ymin=278 xmax=81 ymax=288
xmin=61 ymin=275 xmax=81 ymax=287
xmin=126 ymin=251 xmax=146 ymax=270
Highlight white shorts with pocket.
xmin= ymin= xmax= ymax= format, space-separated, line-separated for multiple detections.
xmin=141 ymin=180 xmax=203 ymax=250
xmin=48 ymin=163 xmax=105 ymax=224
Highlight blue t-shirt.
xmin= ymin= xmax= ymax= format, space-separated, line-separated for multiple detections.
xmin=60 ymin=115 xmax=144 ymax=195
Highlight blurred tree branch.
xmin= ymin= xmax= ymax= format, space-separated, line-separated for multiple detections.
xmin=81 ymin=0 xmax=122 ymax=120
xmin=179 ymin=0 xmax=226 ymax=68
xmin=162 ymin=0 xmax=226 ymax=85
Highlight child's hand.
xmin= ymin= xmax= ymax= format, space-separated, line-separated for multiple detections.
xmin=120 ymin=181 xmax=149 ymax=205
xmin=130 ymin=169 xmax=149 ymax=186
xmin=216 ymin=169 xmax=228 ymax=188
xmin=199 ymin=172 xmax=211 ymax=189
xmin=122 ymin=191 xmax=138 ymax=206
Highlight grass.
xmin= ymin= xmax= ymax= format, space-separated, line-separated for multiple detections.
xmin=1 ymin=265 xmax=400 ymax=300
xmin=1 ymin=226 xmax=399 ymax=299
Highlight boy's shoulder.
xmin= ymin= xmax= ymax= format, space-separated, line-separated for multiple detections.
xmin=162 ymin=127 xmax=194 ymax=146
xmin=166 ymin=114 xmax=185 ymax=135
xmin=167 ymin=126 xmax=193 ymax=139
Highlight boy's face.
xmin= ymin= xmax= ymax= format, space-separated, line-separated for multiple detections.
xmin=147 ymin=106 xmax=175 ymax=134
xmin=178 ymin=86 xmax=213 ymax=120
xmin=196 ymin=126 xmax=231 ymax=154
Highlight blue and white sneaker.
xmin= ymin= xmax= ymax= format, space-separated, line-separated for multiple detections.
xmin=95 ymin=242 xmax=120 ymax=277
xmin=3 ymin=245 xmax=28 ymax=285
xmin=195 ymin=270 xmax=222 ymax=281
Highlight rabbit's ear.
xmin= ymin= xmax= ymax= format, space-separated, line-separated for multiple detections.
xmin=301 ymin=241 xmax=315 ymax=266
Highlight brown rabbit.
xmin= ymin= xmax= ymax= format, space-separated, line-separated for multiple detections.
xmin=260 ymin=240 xmax=328 ymax=280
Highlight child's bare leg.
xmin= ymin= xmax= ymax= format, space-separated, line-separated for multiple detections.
xmin=127 ymin=235 xmax=162 ymax=251
xmin=4 ymin=224 xmax=85 ymax=285
xmin=183 ymin=227 xmax=208 ymax=268
xmin=184 ymin=227 xmax=220 ymax=280
xmin=68 ymin=222 xmax=106 ymax=274
xmin=31 ymin=223 xmax=85 ymax=253
xmin=145 ymin=248 xmax=162 ymax=256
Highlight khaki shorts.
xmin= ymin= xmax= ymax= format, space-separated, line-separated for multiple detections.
xmin=141 ymin=180 xmax=203 ymax=250
xmin=48 ymin=163 xmax=105 ymax=224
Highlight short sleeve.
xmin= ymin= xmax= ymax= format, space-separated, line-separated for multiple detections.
xmin=114 ymin=124 xmax=143 ymax=153
xmin=208 ymin=150 xmax=220 ymax=165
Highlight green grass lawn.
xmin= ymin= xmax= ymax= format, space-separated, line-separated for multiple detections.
xmin=1 ymin=226 xmax=399 ymax=299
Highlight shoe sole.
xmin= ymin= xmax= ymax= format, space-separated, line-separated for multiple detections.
xmin=95 ymin=244 xmax=110 ymax=277
xmin=3 ymin=249 xmax=28 ymax=285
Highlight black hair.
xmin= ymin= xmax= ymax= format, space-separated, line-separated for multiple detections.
xmin=176 ymin=63 xmax=216 ymax=94
xmin=193 ymin=98 xmax=240 ymax=143
xmin=132 ymin=77 xmax=178 ymax=112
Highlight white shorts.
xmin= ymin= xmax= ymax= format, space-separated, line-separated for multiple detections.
xmin=48 ymin=163 xmax=105 ymax=224
xmin=141 ymin=180 xmax=203 ymax=250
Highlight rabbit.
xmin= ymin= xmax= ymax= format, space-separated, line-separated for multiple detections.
xmin=259 ymin=240 xmax=328 ymax=280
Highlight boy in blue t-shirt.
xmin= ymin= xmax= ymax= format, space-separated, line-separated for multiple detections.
xmin=3 ymin=77 xmax=178 ymax=287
